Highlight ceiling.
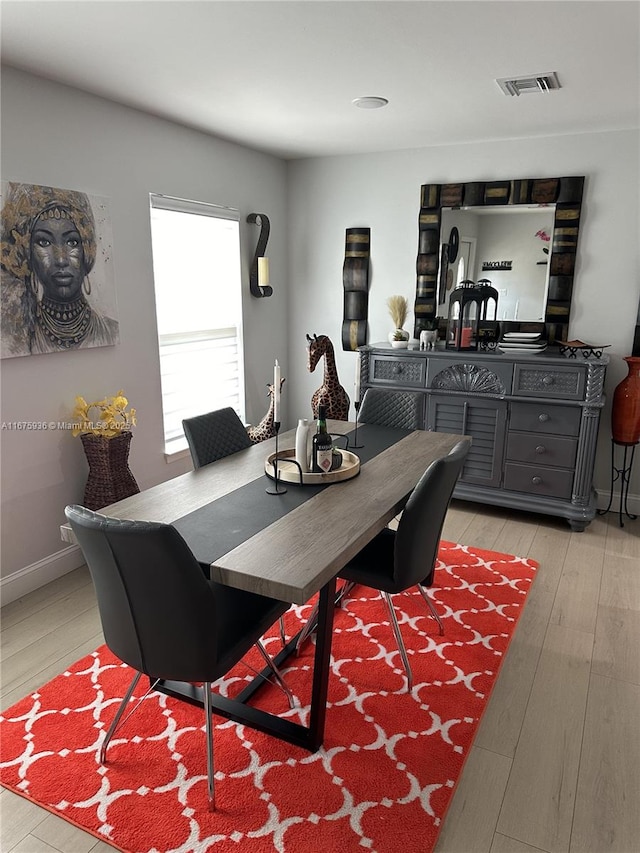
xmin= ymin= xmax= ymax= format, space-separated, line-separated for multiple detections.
xmin=2 ymin=0 xmax=639 ymax=160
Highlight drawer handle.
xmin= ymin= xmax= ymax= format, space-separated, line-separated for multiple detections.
xmin=542 ymin=375 xmax=554 ymax=386
xmin=538 ymin=413 xmax=550 ymax=423
xmin=535 ymin=445 xmax=546 ymax=454
xmin=392 ymin=364 xmax=403 ymax=375
xmin=532 ymin=476 xmax=543 ymax=485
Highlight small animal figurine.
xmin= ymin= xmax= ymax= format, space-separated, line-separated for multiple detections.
xmin=420 ymin=329 xmax=438 ymax=351
xmin=306 ymin=333 xmax=350 ymax=420
xmin=247 ymin=378 xmax=285 ymax=443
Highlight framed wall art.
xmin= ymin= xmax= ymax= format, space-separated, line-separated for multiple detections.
xmin=1 ymin=181 xmax=119 ymax=358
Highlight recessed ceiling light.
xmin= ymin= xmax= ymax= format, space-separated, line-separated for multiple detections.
xmin=352 ymin=96 xmax=389 ymax=110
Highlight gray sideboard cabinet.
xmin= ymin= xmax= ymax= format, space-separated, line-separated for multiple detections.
xmin=359 ymin=344 xmax=609 ymax=531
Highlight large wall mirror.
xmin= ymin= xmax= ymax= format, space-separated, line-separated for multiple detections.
xmin=414 ymin=176 xmax=585 ymax=344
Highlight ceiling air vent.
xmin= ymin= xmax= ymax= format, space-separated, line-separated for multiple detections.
xmin=496 ymin=72 xmax=561 ymax=96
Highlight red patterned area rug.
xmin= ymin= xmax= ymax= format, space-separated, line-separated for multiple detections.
xmin=1 ymin=542 xmax=537 ymax=853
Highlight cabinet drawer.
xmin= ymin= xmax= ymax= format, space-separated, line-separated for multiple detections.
xmin=370 ymin=354 xmax=426 ymax=387
xmin=510 ymin=401 xmax=581 ymax=436
xmin=506 ymin=433 xmax=578 ymax=468
xmin=513 ymin=363 xmax=585 ymax=400
xmin=504 ymin=463 xmax=574 ymax=500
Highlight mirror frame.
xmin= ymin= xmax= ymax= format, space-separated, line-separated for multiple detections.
xmin=414 ymin=176 xmax=585 ymax=344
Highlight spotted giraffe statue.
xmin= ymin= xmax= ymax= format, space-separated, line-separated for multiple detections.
xmin=247 ymin=378 xmax=285 ymax=443
xmin=306 ymin=333 xmax=350 ymax=420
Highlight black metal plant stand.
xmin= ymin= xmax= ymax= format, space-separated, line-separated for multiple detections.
xmin=266 ymin=422 xmax=287 ymax=495
xmin=598 ymin=439 xmax=637 ymax=527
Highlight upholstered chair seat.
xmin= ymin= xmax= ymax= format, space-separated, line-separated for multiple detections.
xmin=338 ymin=440 xmax=469 ymax=689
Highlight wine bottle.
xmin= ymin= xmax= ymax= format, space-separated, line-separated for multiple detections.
xmin=312 ymin=404 xmax=333 ymax=473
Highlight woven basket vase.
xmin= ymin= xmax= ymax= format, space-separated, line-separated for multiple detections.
xmin=80 ymin=430 xmax=140 ymax=511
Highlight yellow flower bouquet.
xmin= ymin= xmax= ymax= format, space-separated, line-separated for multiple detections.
xmin=72 ymin=390 xmax=137 ymax=439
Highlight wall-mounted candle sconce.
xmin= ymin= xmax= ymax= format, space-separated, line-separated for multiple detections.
xmin=247 ymin=212 xmax=273 ymax=297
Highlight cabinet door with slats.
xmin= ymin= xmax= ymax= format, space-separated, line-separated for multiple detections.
xmin=427 ymin=395 xmax=507 ymax=488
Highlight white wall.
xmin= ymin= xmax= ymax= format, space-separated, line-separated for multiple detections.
xmin=0 ymin=67 xmax=289 ymax=598
xmin=287 ymin=130 xmax=640 ymax=508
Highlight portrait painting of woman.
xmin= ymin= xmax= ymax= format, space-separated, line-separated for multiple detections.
xmin=1 ymin=181 xmax=119 ymax=358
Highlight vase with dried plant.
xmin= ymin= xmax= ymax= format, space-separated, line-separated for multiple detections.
xmin=387 ymin=295 xmax=410 ymax=345
xmin=71 ymin=391 xmax=139 ymax=510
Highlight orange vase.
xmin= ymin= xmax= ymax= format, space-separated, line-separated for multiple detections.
xmin=611 ymin=357 xmax=640 ymax=445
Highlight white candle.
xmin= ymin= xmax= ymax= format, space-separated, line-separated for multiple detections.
xmin=354 ymin=356 xmax=361 ymax=404
xmin=258 ymin=257 xmax=270 ymax=288
xmin=273 ymin=359 xmax=281 ymax=423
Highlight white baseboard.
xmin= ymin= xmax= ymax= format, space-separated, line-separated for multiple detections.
xmin=0 ymin=545 xmax=85 ymax=606
xmin=596 ymin=488 xmax=640 ymax=518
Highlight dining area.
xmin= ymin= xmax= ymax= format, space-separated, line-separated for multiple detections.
xmin=59 ymin=416 xmax=470 ymax=770
xmin=1 ymin=411 xmax=586 ymax=852
xmin=2 ymin=5 xmax=638 ymax=842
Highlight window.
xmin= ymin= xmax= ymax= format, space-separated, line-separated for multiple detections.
xmin=149 ymin=194 xmax=244 ymax=455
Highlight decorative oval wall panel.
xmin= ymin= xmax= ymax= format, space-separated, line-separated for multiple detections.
xmin=342 ymin=227 xmax=370 ymax=351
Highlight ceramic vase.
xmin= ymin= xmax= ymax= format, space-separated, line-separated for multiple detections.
xmin=80 ymin=430 xmax=140 ymax=510
xmin=611 ymin=357 xmax=640 ymax=445
xmin=295 ymin=418 xmax=310 ymax=473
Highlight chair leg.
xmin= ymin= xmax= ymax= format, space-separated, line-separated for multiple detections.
xmin=417 ymin=584 xmax=445 ymax=635
xmin=337 ymin=580 xmax=355 ymax=606
xmin=100 ymin=670 xmax=144 ymax=763
xmin=203 ymin=681 xmax=215 ymax=811
xmin=295 ymin=601 xmax=319 ymax=652
xmin=295 ymin=580 xmax=355 ymax=653
xmin=381 ymin=591 xmax=413 ymax=691
xmin=254 ymin=640 xmax=296 ymax=709
xmin=278 ymin=615 xmax=287 ymax=646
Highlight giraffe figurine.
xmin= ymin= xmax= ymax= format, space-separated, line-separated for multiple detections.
xmin=306 ymin=333 xmax=350 ymax=420
xmin=247 ymin=378 xmax=285 ymax=443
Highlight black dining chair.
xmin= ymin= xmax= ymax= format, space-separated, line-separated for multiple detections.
xmin=358 ymin=388 xmax=423 ymax=430
xmin=357 ymin=387 xmax=424 ymax=531
xmin=182 ymin=405 xmax=289 ymax=646
xmin=337 ymin=439 xmax=469 ymax=690
xmin=182 ymin=407 xmax=252 ymax=468
xmin=65 ymin=504 xmax=293 ymax=810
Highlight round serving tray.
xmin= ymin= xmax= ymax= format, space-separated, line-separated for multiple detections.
xmin=265 ymin=448 xmax=360 ymax=485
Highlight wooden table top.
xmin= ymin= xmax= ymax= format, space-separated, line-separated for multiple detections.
xmin=61 ymin=422 xmax=468 ymax=605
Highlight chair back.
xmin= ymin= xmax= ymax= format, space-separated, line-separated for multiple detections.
xmin=359 ymin=388 xmax=423 ymax=430
xmin=182 ymin=407 xmax=252 ymax=468
xmin=394 ymin=440 xmax=469 ymax=587
xmin=65 ymin=505 xmax=220 ymax=682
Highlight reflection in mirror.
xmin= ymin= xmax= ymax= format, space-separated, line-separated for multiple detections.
xmin=439 ymin=206 xmax=556 ymax=321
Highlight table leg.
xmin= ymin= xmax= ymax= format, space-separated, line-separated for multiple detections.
xmin=307 ymin=577 xmax=336 ymax=751
xmin=155 ymin=576 xmax=337 ymax=752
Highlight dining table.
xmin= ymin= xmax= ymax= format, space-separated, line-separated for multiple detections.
xmin=60 ymin=420 xmax=469 ymax=753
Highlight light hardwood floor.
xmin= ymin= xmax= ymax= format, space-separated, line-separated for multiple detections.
xmin=1 ymin=501 xmax=639 ymax=853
